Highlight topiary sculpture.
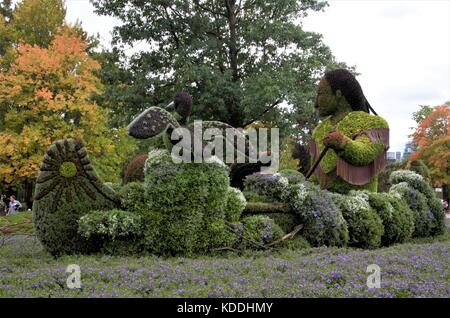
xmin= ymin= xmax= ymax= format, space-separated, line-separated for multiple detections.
xmin=310 ymin=69 xmax=389 ymax=193
xmin=33 ymin=138 xmax=120 ymax=256
xmin=127 ymin=92 xmax=255 ymax=162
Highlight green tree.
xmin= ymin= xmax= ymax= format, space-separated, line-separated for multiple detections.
xmin=12 ymin=0 xmax=66 ymax=48
xmin=92 ymin=0 xmax=348 ymax=130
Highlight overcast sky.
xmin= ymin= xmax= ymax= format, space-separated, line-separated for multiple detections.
xmin=64 ymin=0 xmax=450 ymax=152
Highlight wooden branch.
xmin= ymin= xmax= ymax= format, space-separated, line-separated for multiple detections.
xmin=267 ymin=224 xmax=304 ymax=247
xmin=243 ymin=202 xmax=288 ymax=214
xmin=242 ymin=99 xmax=282 ymax=127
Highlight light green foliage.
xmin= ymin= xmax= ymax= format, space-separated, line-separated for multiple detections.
xmin=332 ymin=192 xmax=383 ymax=249
xmin=224 ymin=187 xmax=247 ymax=222
xmin=59 ymin=162 xmax=77 ymax=178
xmin=241 ymin=215 xmax=284 ymax=250
xmin=312 ymin=111 xmax=388 ymax=193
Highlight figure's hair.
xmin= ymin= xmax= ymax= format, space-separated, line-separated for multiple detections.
xmin=324 ymin=69 xmax=369 ymax=112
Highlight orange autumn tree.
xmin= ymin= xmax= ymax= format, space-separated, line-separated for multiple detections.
xmin=410 ymin=104 xmax=450 ymax=196
xmin=0 ymin=28 xmax=134 ymax=187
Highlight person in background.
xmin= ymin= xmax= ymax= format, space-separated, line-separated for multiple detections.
xmin=7 ymin=195 xmax=22 ymax=215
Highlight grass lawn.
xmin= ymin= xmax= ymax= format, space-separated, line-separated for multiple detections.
xmin=0 ymin=212 xmax=34 ymax=235
xmin=0 ymin=213 xmax=449 ymax=298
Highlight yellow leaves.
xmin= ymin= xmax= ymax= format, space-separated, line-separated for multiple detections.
xmin=0 ymin=27 xmax=128 ymax=185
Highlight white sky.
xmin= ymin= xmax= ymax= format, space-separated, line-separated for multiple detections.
xmin=64 ymin=0 xmax=450 ymax=152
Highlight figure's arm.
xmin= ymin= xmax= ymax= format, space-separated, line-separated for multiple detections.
xmin=323 ymin=132 xmax=385 ymax=166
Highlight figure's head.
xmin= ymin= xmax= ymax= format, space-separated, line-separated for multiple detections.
xmin=315 ymin=69 xmax=368 ymax=118
xmin=166 ymin=92 xmax=192 ymax=124
xmin=9 ymin=195 xmax=15 ymax=200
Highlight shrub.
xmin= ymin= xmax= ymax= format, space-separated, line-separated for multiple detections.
xmin=389 ymin=170 xmax=445 ymax=235
xmin=78 ymin=209 xmax=142 ymax=240
xmin=224 ymin=187 xmax=246 ymax=222
xmin=118 ymin=182 xmax=147 ymax=213
xmin=243 ymin=172 xmax=289 ymax=202
xmin=143 ymin=149 xmax=230 ymax=255
xmin=33 ymin=138 xmax=119 ymax=256
xmin=366 ymin=191 xmax=414 ymax=245
xmin=378 ymin=162 xmax=404 ymax=192
xmin=279 ymin=169 xmax=305 ymax=184
xmin=267 ymin=213 xmax=301 ymax=233
xmin=123 ymin=154 xmax=148 ymax=184
xmin=283 ymin=235 xmax=311 ymax=250
xmin=332 ymin=192 xmax=383 ymax=249
xmin=241 ymin=215 xmax=284 ymax=249
xmin=242 ymin=191 xmax=272 ymax=203
xmin=389 ymin=182 xmax=432 ymax=237
xmin=282 ymin=182 xmax=349 ymax=247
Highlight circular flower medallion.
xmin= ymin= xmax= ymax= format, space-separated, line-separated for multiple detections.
xmin=59 ymin=161 xmax=77 ymax=178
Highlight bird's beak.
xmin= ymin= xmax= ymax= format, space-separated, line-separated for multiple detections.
xmin=166 ymin=101 xmax=175 ymax=111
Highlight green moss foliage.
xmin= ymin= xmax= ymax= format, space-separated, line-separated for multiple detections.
xmin=312 ymin=111 xmax=388 ymax=193
xmin=33 ymin=138 xmax=120 ymax=256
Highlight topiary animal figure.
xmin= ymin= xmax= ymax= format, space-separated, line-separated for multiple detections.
xmin=127 ymin=92 xmax=255 ymax=162
xmin=33 ymin=138 xmax=120 ymax=256
xmin=310 ymin=69 xmax=389 ymax=193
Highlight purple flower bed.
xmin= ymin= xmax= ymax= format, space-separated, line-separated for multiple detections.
xmin=0 ymin=235 xmax=448 ymax=298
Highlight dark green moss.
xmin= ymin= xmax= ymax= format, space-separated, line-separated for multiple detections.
xmin=33 ymin=138 xmax=120 ymax=256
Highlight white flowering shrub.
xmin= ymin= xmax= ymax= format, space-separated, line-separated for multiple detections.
xmin=332 ymin=192 xmax=383 ymax=249
xmin=204 ymin=155 xmax=228 ymax=170
xmin=78 ymin=209 xmax=142 ymax=240
xmin=243 ymin=172 xmax=290 ymax=201
xmin=144 ymin=149 xmax=175 ymax=174
xmin=224 ymin=187 xmax=247 ymax=222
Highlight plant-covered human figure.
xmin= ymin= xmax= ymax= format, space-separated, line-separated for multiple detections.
xmin=310 ymin=69 xmax=389 ymax=193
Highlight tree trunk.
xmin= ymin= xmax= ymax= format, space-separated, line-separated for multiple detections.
xmin=224 ymin=0 xmax=243 ymax=127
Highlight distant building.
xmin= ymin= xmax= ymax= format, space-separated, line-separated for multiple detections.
xmin=386 ymin=151 xmax=403 ymax=165
xmin=403 ymin=141 xmax=413 ymax=160
xmin=387 ymin=152 xmax=396 ymax=165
